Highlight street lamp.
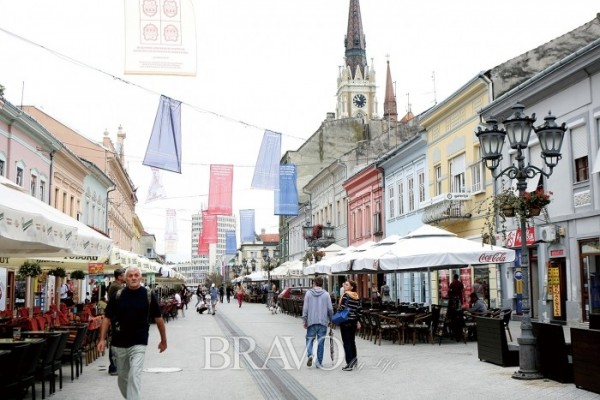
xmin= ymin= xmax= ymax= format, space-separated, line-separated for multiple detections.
xmin=250 ymin=258 xmax=256 ymax=272
xmin=232 ymin=263 xmax=242 ymax=278
xmin=303 ymin=221 xmax=335 ymax=251
xmin=476 ymin=102 xmax=567 ymax=380
xmin=261 ymin=246 xmax=280 ymax=286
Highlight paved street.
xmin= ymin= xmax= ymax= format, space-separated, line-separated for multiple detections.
xmin=39 ymin=299 xmax=599 ymax=399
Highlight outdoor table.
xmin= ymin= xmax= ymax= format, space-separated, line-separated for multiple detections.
xmin=0 ymin=337 xmax=45 ymax=345
xmin=387 ymin=313 xmax=416 ymax=344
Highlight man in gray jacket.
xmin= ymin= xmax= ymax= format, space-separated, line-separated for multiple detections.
xmin=302 ymin=276 xmax=333 ymax=368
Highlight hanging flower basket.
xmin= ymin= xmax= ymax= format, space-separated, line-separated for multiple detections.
xmin=48 ymin=267 xmax=67 ymax=278
xmin=18 ymin=261 xmax=42 ymax=278
xmin=70 ymin=270 xmax=86 ymax=280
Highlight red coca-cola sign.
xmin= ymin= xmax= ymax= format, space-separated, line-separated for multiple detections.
xmin=505 ymin=227 xmax=536 ymax=248
xmin=478 ymin=252 xmax=508 ymax=263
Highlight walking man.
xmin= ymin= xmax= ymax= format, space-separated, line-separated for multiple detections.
xmin=106 ymin=268 xmax=126 ymax=376
xmin=302 ymin=276 xmax=333 ymax=369
xmin=98 ymin=267 xmax=167 ymax=400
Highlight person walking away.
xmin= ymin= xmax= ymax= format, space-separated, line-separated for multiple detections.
xmin=302 ymin=276 xmax=333 ymax=369
xmin=338 ymin=279 xmax=362 ymax=371
xmin=219 ymin=285 xmax=224 ymax=303
xmin=106 ymin=268 xmax=126 ymax=376
xmin=236 ymin=283 xmax=244 ymax=308
xmin=97 ymin=267 xmax=167 ymax=400
xmin=210 ymin=283 xmax=218 ymax=315
xmin=226 ymin=285 xmax=232 ymax=303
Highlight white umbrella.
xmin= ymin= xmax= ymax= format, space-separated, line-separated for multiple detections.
xmin=350 ymin=235 xmax=404 ymax=272
xmin=329 ymin=241 xmax=376 ymax=274
xmin=378 ymin=225 xmax=515 ymax=271
xmin=304 ymin=246 xmax=356 ymax=275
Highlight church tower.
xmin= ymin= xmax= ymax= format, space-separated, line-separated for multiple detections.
xmin=336 ymin=0 xmax=378 ymax=121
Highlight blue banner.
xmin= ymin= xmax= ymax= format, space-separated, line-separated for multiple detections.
xmin=143 ymin=95 xmax=182 ymax=173
xmin=251 ymin=130 xmax=281 ymax=189
xmin=240 ymin=209 xmax=256 ymax=243
xmin=274 ymin=164 xmax=299 ymax=216
xmin=225 ymin=230 xmax=237 ymax=256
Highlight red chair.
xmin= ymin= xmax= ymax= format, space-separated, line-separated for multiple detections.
xmin=36 ymin=315 xmax=46 ymax=331
xmin=26 ymin=317 xmax=39 ymax=331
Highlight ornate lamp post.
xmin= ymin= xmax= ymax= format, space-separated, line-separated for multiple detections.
xmin=261 ymin=246 xmax=280 ymax=286
xmin=250 ymin=258 xmax=256 ymax=272
xmin=242 ymin=258 xmax=249 ymax=275
xmin=303 ymin=221 xmax=335 ymax=252
xmin=232 ymin=263 xmax=242 ymax=278
xmin=476 ymin=102 xmax=567 ymax=380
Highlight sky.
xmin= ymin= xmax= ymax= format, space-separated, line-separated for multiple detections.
xmin=0 ymin=0 xmax=597 ymax=262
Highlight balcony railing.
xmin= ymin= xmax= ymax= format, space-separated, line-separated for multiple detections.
xmin=421 ymin=193 xmax=472 ymax=224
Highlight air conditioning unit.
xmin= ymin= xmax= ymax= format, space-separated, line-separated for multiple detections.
xmin=539 ymin=225 xmax=558 ymax=243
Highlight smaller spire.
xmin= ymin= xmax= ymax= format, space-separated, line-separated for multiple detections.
xmin=383 ymin=58 xmax=397 ymax=121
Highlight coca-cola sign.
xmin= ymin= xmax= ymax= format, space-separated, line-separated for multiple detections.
xmin=479 ymin=252 xmax=508 ymax=263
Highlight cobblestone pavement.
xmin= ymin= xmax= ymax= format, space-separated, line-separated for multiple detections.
xmin=37 ymin=300 xmax=600 ymax=399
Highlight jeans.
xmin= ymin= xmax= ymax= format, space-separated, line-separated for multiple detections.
xmin=340 ymin=321 xmax=358 ymax=366
xmin=305 ymin=324 xmax=327 ymax=366
xmin=112 ymin=345 xmax=146 ymax=400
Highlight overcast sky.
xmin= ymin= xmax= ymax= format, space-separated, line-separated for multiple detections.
xmin=0 ymin=0 xmax=597 ymax=262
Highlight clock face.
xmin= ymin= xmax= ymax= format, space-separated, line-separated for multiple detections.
xmin=353 ymin=94 xmax=366 ymax=108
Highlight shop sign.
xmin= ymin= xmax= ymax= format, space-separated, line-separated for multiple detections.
xmin=550 ymin=249 xmax=565 ymax=257
xmin=505 ymin=227 xmax=536 ymax=248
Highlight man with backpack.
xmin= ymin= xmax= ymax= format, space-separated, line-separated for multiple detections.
xmin=98 ymin=266 xmax=167 ymax=400
xmin=106 ymin=268 xmax=126 ymax=375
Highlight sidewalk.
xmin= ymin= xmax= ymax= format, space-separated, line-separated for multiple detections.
xmin=42 ymin=301 xmax=599 ymax=399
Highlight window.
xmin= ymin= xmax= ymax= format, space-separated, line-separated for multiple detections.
xmin=39 ymin=179 xmax=46 ymax=202
xmin=0 ymin=159 xmax=4 ymax=176
xmin=357 ymin=208 xmax=363 ymax=238
xmin=434 ymin=165 xmax=442 ymax=196
xmin=575 ymin=156 xmax=589 ymax=183
xmin=62 ymin=192 xmax=67 ymax=213
xmin=407 ymin=176 xmax=415 ymax=212
xmin=16 ymin=167 xmax=23 ymax=186
xmin=449 ymin=154 xmax=466 ymax=193
xmin=373 ymin=212 xmax=382 ymax=234
xmin=398 ymin=182 xmax=405 ymax=215
xmin=470 ymin=161 xmax=483 ymax=192
xmin=418 ymin=171 xmax=425 ymax=203
xmin=388 ymin=186 xmax=395 ymax=218
xmin=365 ymin=205 xmax=371 ymax=235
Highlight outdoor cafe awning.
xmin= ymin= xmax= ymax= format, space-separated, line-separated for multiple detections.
xmin=0 ymin=175 xmax=112 ymax=258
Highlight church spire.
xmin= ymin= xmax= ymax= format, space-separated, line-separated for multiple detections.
xmin=344 ymin=0 xmax=367 ymax=79
xmin=383 ymin=59 xmax=397 ymax=121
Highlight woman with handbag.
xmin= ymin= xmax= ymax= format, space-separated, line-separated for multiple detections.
xmin=338 ymin=279 xmax=362 ymax=371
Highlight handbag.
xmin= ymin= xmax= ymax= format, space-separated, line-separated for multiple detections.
xmin=332 ymin=308 xmax=350 ymax=325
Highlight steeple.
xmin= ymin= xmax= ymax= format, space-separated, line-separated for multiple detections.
xmin=344 ymin=0 xmax=367 ymax=79
xmin=383 ymin=59 xmax=397 ymax=121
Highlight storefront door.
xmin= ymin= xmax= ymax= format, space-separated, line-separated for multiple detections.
xmin=580 ymin=240 xmax=600 ymax=321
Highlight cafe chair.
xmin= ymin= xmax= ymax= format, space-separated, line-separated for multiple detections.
xmin=61 ymin=325 xmax=88 ymax=381
xmin=51 ymin=331 xmax=69 ymax=393
xmin=13 ymin=339 xmax=45 ymax=400
xmin=33 ymin=333 xmax=61 ymax=399
xmin=0 ymin=343 xmax=30 ymax=399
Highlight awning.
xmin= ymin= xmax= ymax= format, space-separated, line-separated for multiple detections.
xmin=0 ymin=175 xmax=112 ymax=258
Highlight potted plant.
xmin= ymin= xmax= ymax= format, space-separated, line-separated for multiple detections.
xmin=18 ymin=261 xmax=42 ymax=278
xmin=494 ymin=189 xmax=519 ymax=218
xmin=48 ymin=267 xmax=67 ymax=279
xmin=70 ymin=270 xmax=86 ymax=280
xmin=522 ymin=187 xmax=552 ymax=217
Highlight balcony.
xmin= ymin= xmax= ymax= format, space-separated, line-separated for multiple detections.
xmin=422 ymin=193 xmax=472 ymax=224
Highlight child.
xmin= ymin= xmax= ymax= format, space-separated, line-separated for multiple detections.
xmin=205 ymin=292 xmax=212 ymax=314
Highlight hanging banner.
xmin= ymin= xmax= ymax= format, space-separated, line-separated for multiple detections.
xmin=239 ymin=209 xmax=256 ymax=243
xmin=143 ymin=95 xmax=182 ymax=173
xmin=202 ymin=211 xmax=218 ymax=244
xmin=198 ymin=231 xmax=209 ymax=255
xmin=225 ymin=231 xmax=237 ymax=256
xmin=146 ymin=167 xmax=167 ymax=203
xmin=251 ymin=130 xmax=281 ymax=190
xmin=124 ymin=0 xmax=197 ymax=76
xmin=274 ymin=164 xmax=299 ymax=216
xmin=208 ymin=164 xmax=233 ymax=215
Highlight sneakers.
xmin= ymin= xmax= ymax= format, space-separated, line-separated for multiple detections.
xmin=307 ymin=356 xmax=313 ymax=367
xmin=212 ymin=311 xmax=215 ymax=315
xmin=342 ymin=365 xmax=353 ymax=371
xmin=109 ymin=371 xmax=118 ymax=376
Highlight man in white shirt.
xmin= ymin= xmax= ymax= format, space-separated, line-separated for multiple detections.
xmin=174 ymin=291 xmax=183 ymax=317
